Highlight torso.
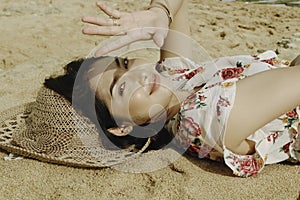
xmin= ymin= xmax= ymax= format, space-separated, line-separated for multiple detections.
xmin=159 ymin=51 xmax=299 ymax=177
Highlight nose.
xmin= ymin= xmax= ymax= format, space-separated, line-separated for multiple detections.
xmin=124 ymin=70 xmax=149 ymax=89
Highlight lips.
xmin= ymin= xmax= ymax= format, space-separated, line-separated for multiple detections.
xmin=149 ymin=74 xmax=160 ymax=95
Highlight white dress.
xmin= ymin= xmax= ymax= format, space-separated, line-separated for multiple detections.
xmin=161 ymin=51 xmax=299 ymax=177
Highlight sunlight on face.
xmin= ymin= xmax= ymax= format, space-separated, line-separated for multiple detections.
xmin=88 ymin=56 xmax=179 ymax=126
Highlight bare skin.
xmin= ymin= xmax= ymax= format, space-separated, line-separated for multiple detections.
xmin=82 ymin=1 xmax=184 ymax=56
xmin=83 ymin=1 xmax=300 ymax=155
xmin=225 ymin=64 xmax=300 ymax=155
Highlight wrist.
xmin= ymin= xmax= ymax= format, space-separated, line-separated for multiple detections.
xmin=147 ymin=4 xmax=173 ymax=26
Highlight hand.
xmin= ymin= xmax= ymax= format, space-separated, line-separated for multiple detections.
xmin=82 ymin=2 xmax=169 ymax=57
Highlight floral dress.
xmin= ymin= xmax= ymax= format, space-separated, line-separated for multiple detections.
xmin=161 ymin=51 xmax=300 ymax=177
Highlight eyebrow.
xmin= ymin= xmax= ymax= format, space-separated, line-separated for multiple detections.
xmin=114 ymin=56 xmax=120 ymax=67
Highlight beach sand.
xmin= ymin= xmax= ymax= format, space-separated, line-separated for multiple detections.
xmin=0 ymin=0 xmax=299 ymax=199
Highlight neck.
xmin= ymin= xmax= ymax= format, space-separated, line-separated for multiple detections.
xmin=166 ymin=89 xmax=193 ymax=120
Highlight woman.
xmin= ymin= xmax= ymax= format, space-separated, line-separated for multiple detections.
xmin=52 ymin=0 xmax=300 ymax=177
xmin=1 ymin=0 xmax=298 ymax=177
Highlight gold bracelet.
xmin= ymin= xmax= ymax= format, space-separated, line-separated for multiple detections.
xmin=147 ymin=0 xmax=173 ymax=25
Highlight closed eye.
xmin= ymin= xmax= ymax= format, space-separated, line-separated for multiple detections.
xmin=110 ymin=78 xmax=117 ymax=96
xmin=119 ymin=82 xmax=126 ymax=96
xmin=110 ymin=57 xmax=128 ymax=97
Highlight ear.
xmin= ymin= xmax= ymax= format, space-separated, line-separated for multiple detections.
xmin=107 ymin=124 xmax=133 ymax=137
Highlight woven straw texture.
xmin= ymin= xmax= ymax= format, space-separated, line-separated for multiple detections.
xmin=0 ymin=87 xmax=139 ymax=168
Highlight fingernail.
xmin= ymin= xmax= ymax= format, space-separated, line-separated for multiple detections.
xmin=82 ymin=27 xmax=90 ymax=34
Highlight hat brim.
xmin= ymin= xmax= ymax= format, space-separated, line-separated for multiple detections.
xmin=0 ymin=102 xmax=144 ymax=168
xmin=0 ymin=102 xmax=183 ymax=172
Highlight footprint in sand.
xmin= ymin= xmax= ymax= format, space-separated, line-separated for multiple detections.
xmin=277 ymin=32 xmax=300 ymax=49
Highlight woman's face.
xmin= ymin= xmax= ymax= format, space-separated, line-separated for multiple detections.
xmin=89 ymin=56 xmax=178 ymax=125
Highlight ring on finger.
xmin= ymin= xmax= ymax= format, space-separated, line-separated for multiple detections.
xmin=112 ymin=18 xmax=120 ymax=26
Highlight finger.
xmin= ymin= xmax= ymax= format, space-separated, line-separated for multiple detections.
xmin=153 ymin=33 xmax=164 ymax=47
xmin=152 ymin=30 xmax=168 ymax=47
xmin=82 ymin=26 xmax=124 ymax=36
xmin=95 ymin=31 xmax=146 ymax=56
xmin=82 ymin=16 xmax=112 ymax=26
xmin=96 ymin=2 xmax=121 ymax=19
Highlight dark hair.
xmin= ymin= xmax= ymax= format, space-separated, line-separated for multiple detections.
xmin=44 ymin=57 xmax=173 ymax=151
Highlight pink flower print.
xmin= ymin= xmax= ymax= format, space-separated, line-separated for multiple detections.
xmin=227 ymin=154 xmax=240 ymax=166
xmin=282 ymin=109 xmax=298 ymax=129
xmin=184 ymin=101 xmax=198 ymax=111
xmin=175 ymin=130 xmax=190 ymax=148
xmin=175 ymin=67 xmax=204 ymax=80
xmin=199 ymin=95 xmax=206 ymax=102
xmin=238 ymin=156 xmax=262 ymax=176
xmin=184 ymin=67 xmax=204 ymax=79
xmin=232 ymin=155 xmax=240 ymax=165
xmin=183 ymin=94 xmax=198 ymax=111
xmin=218 ymin=96 xmax=231 ymax=107
xmin=235 ymin=67 xmax=244 ymax=74
xmin=261 ymin=58 xmax=274 ymax=66
xmin=286 ymin=109 xmax=298 ymax=118
xmin=217 ymin=96 xmax=231 ymax=117
xmin=195 ymin=66 xmax=204 ymax=73
xmin=180 ymin=117 xmax=201 ymax=137
xmin=188 ymin=139 xmax=213 ymax=159
xmin=205 ymin=82 xmax=221 ymax=90
xmin=252 ymin=55 xmax=259 ymax=60
xmin=221 ymin=68 xmax=235 ymax=80
xmin=185 ymin=93 xmax=198 ymax=102
xmin=184 ymin=93 xmax=207 ymax=111
xmin=173 ymin=69 xmax=189 ymax=74
xmin=281 ymin=142 xmax=292 ymax=154
xmin=267 ymin=131 xmax=279 ymax=143
xmin=221 ymin=67 xmax=244 ymax=80
xmin=188 ymin=143 xmax=201 ymax=155
xmin=167 ymin=68 xmax=189 ymax=75
xmin=217 ymin=107 xmax=221 ymax=117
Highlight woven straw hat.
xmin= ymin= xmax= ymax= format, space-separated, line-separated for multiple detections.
xmin=0 ymin=36 xmax=200 ymax=171
xmin=0 ymin=86 xmax=182 ymax=172
xmin=0 ymin=86 xmax=150 ymax=168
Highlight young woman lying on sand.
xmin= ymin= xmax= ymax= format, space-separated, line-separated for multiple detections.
xmin=1 ymin=0 xmax=298 ymax=177
xmin=49 ymin=0 xmax=300 ymax=177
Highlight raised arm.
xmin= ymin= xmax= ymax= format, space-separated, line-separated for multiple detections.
xmin=159 ymin=0 xmax=191 ymax=60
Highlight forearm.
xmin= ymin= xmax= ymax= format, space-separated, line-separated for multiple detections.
xmin=148 ymin=0 xmax=191 ymax=60
xmin=160 ymin=0 xmax=191 ymax=60
xmin=148 ymin=0 xmax=184 ymax=24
